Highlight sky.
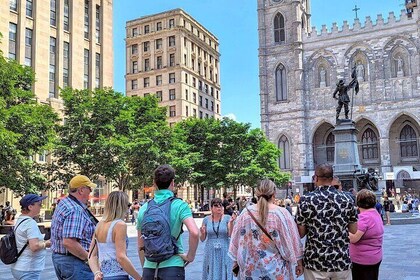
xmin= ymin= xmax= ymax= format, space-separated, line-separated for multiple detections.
xmin=113 ymin=0 xmax=403 ymax=128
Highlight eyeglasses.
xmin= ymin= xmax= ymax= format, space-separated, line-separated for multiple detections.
xmin=83 ymin=186 xmax=92 ymax=192
xmin=212 ymin=204 xmax=222 ymax=208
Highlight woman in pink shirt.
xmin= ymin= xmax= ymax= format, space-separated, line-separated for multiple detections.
xmin=350 ymin=189 xmax=384 ymax=280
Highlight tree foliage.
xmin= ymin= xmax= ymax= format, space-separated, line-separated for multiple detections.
xmin=0 ymin=56 xmax=58 ymax=195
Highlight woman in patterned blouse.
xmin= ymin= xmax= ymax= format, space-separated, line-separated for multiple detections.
xmin=229 ymin=179 xmax=304 ymax=280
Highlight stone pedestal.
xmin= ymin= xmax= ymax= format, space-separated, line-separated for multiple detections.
xmin=333 ymin=120 xmax=362 ymax=189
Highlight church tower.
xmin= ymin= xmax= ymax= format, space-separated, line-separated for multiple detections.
xmin=258 ymin=0 xmax=312 ymax=180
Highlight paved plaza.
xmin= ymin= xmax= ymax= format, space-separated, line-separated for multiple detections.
xmin=0 ymin=219 xmax=419 ymax=279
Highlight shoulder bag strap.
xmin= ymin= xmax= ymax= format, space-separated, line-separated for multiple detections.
xmin=14 ymin=218 xmax=32 ymax=258
xmin=68 ymin=194 xmax=99 ymax=225
xmin=246 ymin=206 xmax=281 ymax=255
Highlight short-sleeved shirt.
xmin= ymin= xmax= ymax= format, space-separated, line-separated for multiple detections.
xmin=296 ymin=185 xmax=358 ymax=272
xmin=137 ymin=189 xmax=192 ymax=269
xmin=11 ymin=216 xmax=46 ymax=271
xmin=51 ymin=195 xmax=96 ymax=254
xmin=350 ymin=209 xmax=383 ymax=265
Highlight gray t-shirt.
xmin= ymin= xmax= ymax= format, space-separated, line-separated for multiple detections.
xmin=11 ymin=215 xmax=46 ymax=271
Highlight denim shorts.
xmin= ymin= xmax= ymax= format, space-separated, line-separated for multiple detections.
xmin=11 ymin=269 xmax=41 ymax=280
xmin=143 ymin=266 xmax=185 ymax=280
xmin=52 ymin=253 xmax=94 ymax=280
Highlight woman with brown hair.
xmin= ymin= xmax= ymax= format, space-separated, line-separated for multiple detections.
xmin=229 ymin=179 xmax=303 ymax=279
xmin=350 ymin=189 xmax=384 ymax=280
xmin=88 ymin=191 xmax=142 ymax=280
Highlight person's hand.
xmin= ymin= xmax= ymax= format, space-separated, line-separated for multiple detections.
xmin=295 ymin=264 xmax=304 ymax=277
xmin=200 ymin=224 xmax=206 ymax=236
xmin=45 ymin=240 xmax=51 ymax=248
xmin=230 ymin=211 xmax=238 ymax=223
xmin=178 ymin=253 xmax=194 ymax=263
xmin=94 ymin=270 xmax=103 ymax=280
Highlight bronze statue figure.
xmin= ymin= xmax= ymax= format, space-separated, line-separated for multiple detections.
xmin=333 ymin=67 xmax=359 ymax=121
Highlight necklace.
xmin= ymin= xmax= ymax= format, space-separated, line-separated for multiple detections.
xmin=212 ymin=215 xmax=222 ymax=238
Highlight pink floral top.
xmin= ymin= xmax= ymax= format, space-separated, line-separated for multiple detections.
xmin=228 ymin=205 xmax=303 ymax=280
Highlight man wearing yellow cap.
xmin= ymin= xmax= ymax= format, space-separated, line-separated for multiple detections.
xmin=51 ymin=175 xmax=98 ymax=280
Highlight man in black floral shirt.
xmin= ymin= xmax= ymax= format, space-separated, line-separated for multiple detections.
xmin=296 ymin=163 xmax=358 ymax=280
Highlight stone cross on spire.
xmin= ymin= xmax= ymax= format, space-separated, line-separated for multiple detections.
xmin=352 ymin=5 xmax=360 ymax=19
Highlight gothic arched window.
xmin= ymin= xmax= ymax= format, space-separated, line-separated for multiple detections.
xmin=275 ymin=64 xmax=287 ymax=101
xmin=361 ymin=128 xmax=379 ymax=160
xmin=326 ymin=132 xmax=335 ymax=162
xmin=274 ymin=13 xmax=285 ymax=43
xmin=400 ymin=124 xmax=418 ymax=158
xmin=278 ymin=135 xmax=290 ymax=169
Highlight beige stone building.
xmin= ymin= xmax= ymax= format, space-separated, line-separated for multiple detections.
xmin=0 ymin=0 xmax=113 ymax=209
xmin=258 ymin=0 xmax=420 ymax=198
xmin=125 ymin=9 xmax=221 ymax=127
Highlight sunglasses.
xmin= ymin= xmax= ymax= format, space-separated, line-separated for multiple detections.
xmin=212 ymin=204 xmax=222 ymax=208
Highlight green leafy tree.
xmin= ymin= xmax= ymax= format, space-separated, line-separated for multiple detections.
xmin=0 ymin=55 xmax=58 ymax=195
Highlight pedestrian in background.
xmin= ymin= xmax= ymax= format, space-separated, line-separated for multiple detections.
xmin=10 ymin=194 xmax=51 ymax=280
xmin=200 ymin=198 xmax=236 ymax=280
xmin=349 ymin=189 xmax=384 ymax=280
xmin=51 ymin=175 xmax=98 ymax=280
xmin=383 ymin=197 xmax=391 ymax=225
xmin=88 ymin=191 xmax=142 ymax=280
xmin=229 ymin=179 xmax=303 ymax=279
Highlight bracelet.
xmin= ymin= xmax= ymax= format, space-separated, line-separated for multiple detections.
xmin=41 ymin=241 xmax=46 ymax=249
xmin=94 ymin=271 xmax=101 ymax=276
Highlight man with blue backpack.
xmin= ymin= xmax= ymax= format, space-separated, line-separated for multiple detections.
xmin=137 ymin=164 xmax=199 ymax=280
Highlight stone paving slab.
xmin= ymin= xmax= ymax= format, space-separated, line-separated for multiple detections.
xmin=0 ymin=221 xmax=418 ymax=279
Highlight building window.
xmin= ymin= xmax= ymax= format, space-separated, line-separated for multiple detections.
xmin=274 ymin=13 xmax=285 ymax=43
xmin=275 ymin=64 xmax=287 ymax=101
xmin=186 ymin=106 xmax=189 ymax=117
xmin=193 ymin=108 xmax=197 ymax=117
xmin=361 ymin=128 xmax=378 ymax=160
xmin=217 ymin=90 xmax=219 ymax=99
xmin=169 ymin=18 xmax=175 ymax=28
xmin=199 ymin=81 xmax=203 ymax=91
xmin=144 ymin=58 xmax=150 ymax=71
xmin=10 ymin=0 xmax=17 ymax=11
xmin=198 ymin=62 xmax=201 ymax=75
xmin=26 ymin=0 xmax=33 ymax=17
xmin=278 ymin=135 xmax=290 ymax=169
xmin=64 ymin=0 xmax=70 ymax=31
xmin=199 ymin=96 xmax=203 ymax=106
xmin=24 ymin=28 xmax=33 ymax=67
xmin=63 ymin=42 xmax=70 ymax=87
xmin=205 ymin=113 xmax=209 ymax=119
xmin=95 ymin=53 xmax=100 ymax=88
xmin=156 ymin=91 xmax=162 ymax=101
xmin=169 ymin=89 xmax=175 ymax=100
xmin=193 ymin=92 xmax=197 ymax=104
xmin=131 ymin=79 xmax=138 ymax=90
xmin=95 ymin=5 xmax=100 ymax=44
xmin=156 ymin=38 xmax=162 ymax=49
xmin=211 ymin=101 xmax=214 ymax=111
xmin=50 ymin=0 xmax=57 ymax=26
xmin=49 ymin=37 xmax=57 ymax=98
xmin=84 ymin=0 xmax=90 ymax=39
xmin=192 ymin=77 xmax=196 ymax=87
xmin=185 ymin=89 xmax=188 ymax=100
xmin=156 ymin=75 xmax=162 ymax=85
xmin=84 ymin=49 xmax=89 ymax=89
xmin=169 ymin=53 xmax=175 ymax=67
xmin=185 ymin=73 xmax=188 ymax=83
xmin=8 ymin=23 xmax=17 ymax=60
xmin=205 ymin=84 xmax=208 ymax=93
xmin=199 ymin=111 xmax=203 ymax=119
xmin=156 ymin=56 xmax=162 ymax=69
xmin=169 ymin=36 xmax=175 ymax=47
xmin=210 ymin=87 xmax=214 ymax=96
xmin=191 ymin=58 xmax=195 ymax=70
xmin=131 ymin=44 xmax=138 ymax=55
xmin=205 ymin=98 xmax=209 ymax=109
xmin=132 ymin=27 xmax=138 ymax=37
xmin=400 ymin=125 xmax=418 ymax=158
xmin=143 ymin=77 xmax=150 ymax=88
xmin=169 ymin=73 xmax=175 ymax=83
xmin=143 ymin=41 xmax=150 ymax=52
xmin=156 ymin=22 xmax=162 ymax=31
xmin=169 ymin=105 xmax=176 ymax=117
xmin=216 ymin=104 xmax=219 ymax=114
xmin=326 ymin=132 xmax=335 ymax=162
xmin=132 ymin=61 xmax=138 ymax=73
xmin=38 ymin=151 xmax=47 ymax=162
xmin=144 ymin=25 xmax=150 ymax=34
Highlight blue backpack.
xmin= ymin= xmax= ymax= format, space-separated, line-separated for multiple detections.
xmin=141 ymin=197 xmax=183 ymax=263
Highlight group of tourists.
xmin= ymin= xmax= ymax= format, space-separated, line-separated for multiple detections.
xmin=4 ymin=162 xmax=385 ymax=280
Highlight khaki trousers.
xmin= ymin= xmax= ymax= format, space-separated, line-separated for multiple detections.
xmin=304 ymin=269 xmax=352 ymax=280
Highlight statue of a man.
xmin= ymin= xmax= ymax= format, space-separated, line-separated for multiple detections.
xmin=396 ymin=56 xmax=404 ymax=76
xmin=333 ymin=67 xmax=359 ymax=121
xmin=356 ymin=62 xmax=364 ymax=81
xmin=319 ymin=67 xmax=326 ymax=87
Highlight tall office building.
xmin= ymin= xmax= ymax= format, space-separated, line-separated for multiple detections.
xmin=126 ymin=9 xmax=221 ymax=126
xmin=0 ymin=0 xmax=113 ymax=205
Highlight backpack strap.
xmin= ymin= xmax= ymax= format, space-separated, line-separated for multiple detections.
xmin=14 ymin=217 xmax=32 ymax=259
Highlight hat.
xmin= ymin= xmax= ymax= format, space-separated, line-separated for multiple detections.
xmin=20 ymin=194 xmax=48 ymax=208
xmin=69 ymin=175 xmax=97 ymax=189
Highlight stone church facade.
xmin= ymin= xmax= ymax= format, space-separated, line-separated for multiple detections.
xmin=258 ymin=0 xmax=420 ymax=194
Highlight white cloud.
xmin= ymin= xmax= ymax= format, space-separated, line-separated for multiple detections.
xmin=223 ymin=113 xmax=237 ymax=121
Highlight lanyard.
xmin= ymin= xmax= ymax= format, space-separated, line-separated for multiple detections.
xmin=212 ymin=215 xmax=222 ymax=238
xmin=68 ymin=194 xmax=99 ymax=225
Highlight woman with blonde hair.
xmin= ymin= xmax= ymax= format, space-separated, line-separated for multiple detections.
xmin=88 ymin=191 xmax=142 ymax=280
xmin=229 ymin=179 xmax=303 ymax=279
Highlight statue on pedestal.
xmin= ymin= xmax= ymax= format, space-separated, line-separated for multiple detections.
xmin=333 ymin=67 xmax=359 ymax=122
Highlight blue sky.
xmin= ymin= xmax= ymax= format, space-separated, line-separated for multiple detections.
xmin=113 ymin=0 xmax=402 ymax=128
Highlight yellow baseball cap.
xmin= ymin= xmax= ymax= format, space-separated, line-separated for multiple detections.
xmin=69 ymin=175 xmax=97 ymax=190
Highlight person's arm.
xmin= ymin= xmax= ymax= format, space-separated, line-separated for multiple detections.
xmin=348 ymin=222 xmax=357 ymax=234
xmin=179 ymin=217 xmax=199 ymax=262
xmin=28 ymin=238 xmax=51 ymax=252
xmin=297 ymin=225 xmax=307 ymax=238
xmin=63 ymin=238 xmax=89 ymax=260
xmin=228 ymin=213 xmax=237 ymax=237
xmin=114 ymin=222 xmax=142 ymax=280
xmin=87 ymin=233 xmax=103 ymax=280
xmin=199 ymin=218 xmax=207 ymax=242
xmin=137 ymin=231 xmax=145 ymax=268
xmin=349 ymin=229 xmax=364 ymax=243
